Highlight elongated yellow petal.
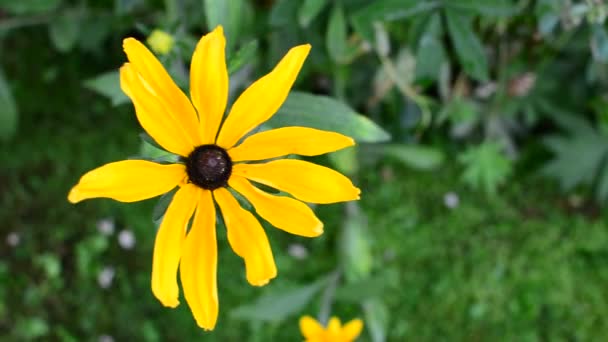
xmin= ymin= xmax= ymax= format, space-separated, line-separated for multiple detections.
xmin=213 ymin=188 xmax=277 ymax=286
xmin=233 ymin=160 xmax=360 ymax=204
xmin=216 ymin=44 xmax=311 ymax=148
xmin=120 ymin=63 xmax=196 ymax=156
xmin=151 ymin=184 xmax=199 ymax=308
xmin=190 ymin=26 xmax=228 ymax=144
xmin=68 ymin=160 xmax=185 ymax=203
xmin=122 ymin=38 xmax=201 ymax=149
xmin=342 ymin=319 xmax=364 ymax=340
xmin=229 ymin=176 xmax=323 ymax=237
xmin=228 ymin=127 xmax=354 ymax=162
xmin=180 ymin=190 xmax=218 ymax=330
xmin=299 ymin=316 xmax=325 ymax=339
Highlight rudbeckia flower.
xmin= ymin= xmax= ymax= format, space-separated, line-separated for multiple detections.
xmin=68 ymin=26 xmax=360 ymax=330
xmin=299 ymin=316 xmax=363 ymax=342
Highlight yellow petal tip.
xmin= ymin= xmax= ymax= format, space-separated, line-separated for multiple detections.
xmin=160 ymin=298 xmax=180 ymax=308
xmin=122 ymin=37 xmax=138 ymax=51
xmin=67 ymin=187 xmax=81 ymax=204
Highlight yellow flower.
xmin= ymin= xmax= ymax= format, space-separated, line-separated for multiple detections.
xmin=68 ymin=26 xmax=360 ymax=330
xmin=300 ymin=316 xmax=363 ymax=342
xmin=146 ymin=29 xmax=174 ymax=55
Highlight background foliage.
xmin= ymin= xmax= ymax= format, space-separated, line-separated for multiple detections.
xmin=2 ymin=0 xmax=608 ymax=340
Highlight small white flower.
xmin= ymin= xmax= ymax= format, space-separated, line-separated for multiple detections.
xmin=287 ymin=243 xmax=309 ymax=260
xmin=6 ymin=232 xmax=20 ymax=247
xmin=97 ymin=266 xmax=115 ymax=289
xmin=98 ymin=335 xmax=114 ymax=342
xmin=96 ymin=218 xmax=115 ymax=236
xmin=118 ymin=229 xmax=136 ymax=250
xmin=443 ymin=192 xmax=460 ymax=209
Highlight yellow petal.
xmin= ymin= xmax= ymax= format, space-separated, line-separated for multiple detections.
xmin=213 ymin=188 xmax=277 ymax=286
xmin=229 ymin=176 xmax=323 ymax=237
xmin=233 ymin=159 xmax=360 ymax=204
xmin=120 ymin=63 xmax=197 ymax=156
xmin=122 ymin=38 xmax=201 ymax=149
xmin=327 ymin=317 xmax=342 ymax=334
xmin=299 ymin=316 xmax=325 ymax=339
xmin=151 ymin=184 xmax=199 ymax=308
xmin=216 ymin=44 xmax=311 ymax=148
xmin=190 ymin=26 xmax=229 ymax=144
xmin=180 ymin=190 xmax=218 ymax=330
xmin=228 ymin=127 xmax=354 ymax=162
xmin=68 ymin=160 xmax=185 ymax=203
xmin=342 ymin=319 xmax=364 ymax=340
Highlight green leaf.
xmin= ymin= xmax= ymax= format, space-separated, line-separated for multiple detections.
xmin=83 ymin=70 xmax=129 ymax=106
xmin=350 ymin=0 xmax=439 ymax=42
xmin=383 ymin=144 xmax=444 ymax=170
xmin=15 ymin=317 xmax=49 ymax=339
xmin=0 ymin=68 xmax=18 ymax=141
xmin=49 ymin=13 xmax=80 ymax=53
xmin=153 ymin=188 xmax=178 ymax=226
xmin=363 ymin=299 xmax=389 ymax=342
xmin=335 ymin=277 xmax=387 ymax=303
xmin=269 ymin=0 xmax=299 ymax=27
xmin=591 ymin=25 xmax=608 ymax=63
xmin=445 ymin=0 xmax=518 ymax=17
xmin=0 ymin=0 xmax=60 ymax=14
xmin=231 ymin=276 xmax=329 ymax=322
xmin=459 ymin=142 xmax=513 ymax=195
xmin=204 ymin=0 xmax=246 ymax=51
xmin=298 ymin=0 xmax=328 ymax=28
xmin=445 ymin=9 xmax=489 ymax=82
xmin=328 ymin=146 xmax=358 ymax=176
xmin=415 ymin=15 xmax=446 ymax=82
xmin=326 ymin=4 xmax=349 ymax=64
xmin=227 ymin=40 xmax=259 ymax=75
xmin=340 ymin=204 xmax=372 ymax=282
xmin=268 ymin=92 xmax=390 ymax=143
xmin=542 ymin=115 xmax=608 ymax=194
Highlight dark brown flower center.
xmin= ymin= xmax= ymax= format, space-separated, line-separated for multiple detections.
xmin=185 ymin=144 xmax=232 ymax=190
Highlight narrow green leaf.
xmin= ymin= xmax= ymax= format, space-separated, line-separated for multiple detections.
xmin=231 ymin=276 xmax=329 ymax=322
xmin=227 ymin=40 xmax=259 ymax=75
xmin=298 ymin=0 xmax=328 ymax=27
xmin=268 ymin=92 xmax=390 ymax=143
xmin=415 ymin=34 xmax=446 ymax=81
xmin=326 ymin=4 xmax=348 ymax=64
xmin=340 ymin=204 xmax=372 ymax=282
xmin=83 ymin=70 xmax=129 ymax=106
xmin=445 ymin=9 xmax=489 ymax=81
xmin=0 ymin=68 xmax=18 ymax=141
xmin=363 ymin=299 xmax=389 ymax=342
xmin=383 ymin=144 xmax=445 ymax=170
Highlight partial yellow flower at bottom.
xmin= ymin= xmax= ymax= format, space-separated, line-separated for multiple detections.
xmin=147 ymin=29 xmax=174 ymax=55
xmin=68 ymin=25 xmax=360 ymax=331
xmin=300 ymin=316 xmax=364 ymax=342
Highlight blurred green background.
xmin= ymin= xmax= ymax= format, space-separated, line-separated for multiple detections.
xmin=2 ymin=0 xmax=608 ymax=340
